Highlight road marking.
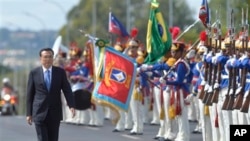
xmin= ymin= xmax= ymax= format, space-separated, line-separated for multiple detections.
xmin=121 ymin=134 xmax=140 ymax=140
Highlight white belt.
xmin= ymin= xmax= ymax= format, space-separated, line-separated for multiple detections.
xmin=71 ymin=82 xmax=84 ymax=92
xmin=221 ymin=75 xmax=229 ymax=79
xmin=246 ymin=79 xmax=250 ymax=83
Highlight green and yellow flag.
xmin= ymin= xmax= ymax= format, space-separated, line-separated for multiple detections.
xmin=144 ymin=0 xmax=172 ymax=64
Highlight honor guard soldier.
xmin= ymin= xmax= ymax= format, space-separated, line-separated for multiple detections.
xmin=136 ymin=46 xmax=152 ymax=125
xmin=159 ymin=42 xmax=193 ymax=141
xmin=139 ymin=48 xmax=176 ymax=140
xmin=63 ymin=44 xmax=82 ymax=124
xmin=190 ymin=45 xmax=208 ymax=134
xmin=126 ymin=39 xmax=144 ymax=135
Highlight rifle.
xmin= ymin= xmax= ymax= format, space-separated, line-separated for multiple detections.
xmin=211 ymin=62 xmax=221 ymax=103
xmin=226 ymin=9 xmax=237 ymax=110
xmin=233 ymin=7 xmax=248 ymax=109
xmin=199 ymin=19 xmax=212 ymax=100
xmin=202 ymin=23 xmax=213 ymax=104
xmin=241 ymin=91 xmax=250 ymax=113
xmin=221 ymin=68 xmax=232 ymax=110
xmin=244 ymin=6 xmax=249 ymax=51
xmin=206 ymin=9 xmax=222 ymax=105
xmin=240 ymin=7 xmax=249 ymax=112
xmin=198 ymin=21 xmax=217 ymax=100
xmin=202 ymin=61 xmax=213 ymax=104
xmin=222 ymin=9 xmax=235 ymax=110
xmin=233 ymin=67 xmax=246 ymax=109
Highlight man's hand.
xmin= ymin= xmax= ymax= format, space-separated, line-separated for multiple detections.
xmin=26 ymin=116 xmax=32 ymax=125
xmin=70 ymin=108 xmax=76 ymax=118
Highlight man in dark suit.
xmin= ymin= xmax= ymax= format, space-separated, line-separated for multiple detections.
xmin=26 ymin=48 xmax=75 ymax=141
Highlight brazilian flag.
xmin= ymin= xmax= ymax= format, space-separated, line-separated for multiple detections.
xmin=144 ymin=0 xmax=172 ymax=64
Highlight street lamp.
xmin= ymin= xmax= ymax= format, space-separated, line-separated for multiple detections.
xmin=44 ymin=0 xmax=69 ymax=47
xmin=24 ymin=12 xmax=48 ymax=46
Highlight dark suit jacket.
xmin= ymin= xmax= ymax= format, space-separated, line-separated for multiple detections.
xmin=26 ymin=66 xmax=75 ymax=123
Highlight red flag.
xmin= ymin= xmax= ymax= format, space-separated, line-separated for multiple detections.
xmin=109 ymin=12 xmax=129 ymax=38
xmin=93 ymin=47 xmax=136 ymax=111
xmin=199 ymin=0 xmax=209 ymax=28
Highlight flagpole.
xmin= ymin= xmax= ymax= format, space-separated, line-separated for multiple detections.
xmin=108 ymin=8 xmax=113 ymax=46
xmin=175 ymin=19 xmax=200 ymax=41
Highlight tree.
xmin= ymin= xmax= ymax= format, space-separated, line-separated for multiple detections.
xmin=208 ymin=0 xmax=249 ymax=38
xmin=59 ymin=0 xmax=196 ymax=48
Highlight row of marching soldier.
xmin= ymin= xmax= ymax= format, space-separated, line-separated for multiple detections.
xmin=51 ymin=8 xmax=250 ymax=141
xmin=53 ymin=27 xmax=250 ymax=141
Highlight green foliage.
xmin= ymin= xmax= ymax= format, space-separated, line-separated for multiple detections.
xmin=59 ymin=0 xmax=249 ymax=48
xmin=0 ymin=64 xmax=12 ymax=74
xmin=209 ymin=0 xmax=249 ymax=37
xmin=59 ymin=0 xmax=196 ymax=48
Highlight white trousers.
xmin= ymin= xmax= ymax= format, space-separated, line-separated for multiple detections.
xmin=174 ymin=89 xmax=190 ymax=141
xmin=209 ymin=103 xmax=220 ymax=141
xmin=217 ymin=90 xmax=225 ymax=141
xmin=88 ymin=104 xmax=104 ymax=126
xmin=220 ymin=88 xmax=232 ymax=141
xmin=115 ymin=110 xmax=125 ymax=131
xmin=163 ymin=89 xmax=177 ymax=140
xmin=124 ymin=107 xmax=133 ymax=129
xmin=198 ymin=91 xmax=212 ymax=141
xmin=130 ymin=97 xmax=144 ymax=133
xmin=151 ymin=86 xmax=161 ymax=124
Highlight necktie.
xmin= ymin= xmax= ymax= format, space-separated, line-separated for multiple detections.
xmin=45 ymin=70 xmax=51 ymax=90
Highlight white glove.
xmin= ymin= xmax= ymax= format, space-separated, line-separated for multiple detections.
xmin=204 ymin=84 xmax=210 ymax=91
xmin=159 ymin=77 xmax=166 ymax=84
xmin=235 ymin=86 xmax=242 ymax=95
xmin=208 ymin=86 xmax=213 ymax=93
xmin=229 ymin=58 xmax=236 ymax=66
xmin=200 ymin=80 xmax=207 ymax=86
xmin=212 ymin=56 xmax=217 ymax=64
xmin=185 ymin=94 xmax=194 ymax=102
xmin=229 ymin=88 xmax=234 ymax=95
xmin=140 ymin=64 xmax=148 ymax=71
xmin=214 ymin=83 xmax=219 ymax=89
xmin=136 ymin=68 xmax=141 ymax=73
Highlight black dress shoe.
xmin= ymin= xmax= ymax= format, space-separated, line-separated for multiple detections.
xmin=129 ymin=132 xmax=143 ymax=135
xmin=189 ymin=119 xmax=198 ymax=123
xmin=112 ymin=129 xmax=120 ymax=132
xmin=150 ymin=123 xmax=158 ymax=126
xmin=125 ymin=128 xmax=132 ymax=131
xmin=158 ymin=137 xmax=165 ymax=141
xmin=158 ymin=137 xmax=173 ymax=141
xmin=192 ymin=130 xmax=202 ymax=134
xmin=129 ymin=132 xmax=137 ymax=135
xmin=154 ymin=136 xmax=159 ymax=140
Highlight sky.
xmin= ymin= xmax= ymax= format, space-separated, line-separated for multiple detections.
xmin=0 ymin=0 xmax=80 ymax=31
xmin=0 ymin=0 xmax=200 ymax=31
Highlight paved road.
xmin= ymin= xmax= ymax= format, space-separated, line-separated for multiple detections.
xmin=0 ymin=115 xmax=202 ymax=141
